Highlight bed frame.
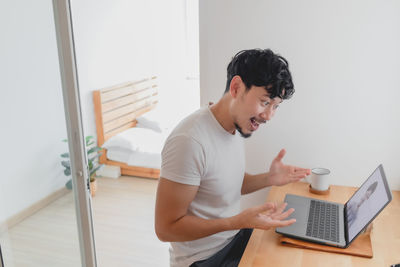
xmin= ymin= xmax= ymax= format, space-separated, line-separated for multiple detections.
xmin=93 ymin=76 xmax=160 ymax=179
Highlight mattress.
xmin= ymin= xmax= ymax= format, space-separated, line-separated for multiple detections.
xmin=106 ymin=147 xmax=161 ymax=169
xmin=102 ymin=111 xmax=174 ymax=170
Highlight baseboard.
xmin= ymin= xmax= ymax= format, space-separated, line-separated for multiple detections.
xmin=0 ymin=187 xmax=69 ymax=233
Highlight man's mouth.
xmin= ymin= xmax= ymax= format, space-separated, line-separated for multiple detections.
xmin=250 ymin=118 xmax=263 ymax=131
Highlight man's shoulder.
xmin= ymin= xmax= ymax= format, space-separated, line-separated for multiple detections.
xmin=169 ymin=107 xmax=212 ymax=138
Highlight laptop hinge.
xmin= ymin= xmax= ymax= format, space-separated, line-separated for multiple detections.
xmin=343 ymin=204 xmax=349 ymax=243
xmin=0 ymin=243 xmax=4 ymax=267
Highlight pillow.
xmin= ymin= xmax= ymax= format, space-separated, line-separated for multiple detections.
xmin=136 ymin=108 xmax=175 ymax=133
xmin=102 ymin=127 xmax=166 ymax=154
xmin=136 ymin=116 xmax=162 ymax=133
xmin=105 ymin=147 xmax=133 ymax=163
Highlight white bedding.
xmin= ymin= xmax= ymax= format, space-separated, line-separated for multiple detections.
xmin=127 ymin=150 xmax=161 ymax=169
xmin=106 ymin=148 xmax=132 ymax=163
xmin=102 ymin=127 xmax=166 ymax=153
xmin=135 ymin=108 xmax=175 ymax=134
xmin=107 ymin=148 xmax=161 ymax=169
xmin=102 ymin=120 xmax=170 ymax=169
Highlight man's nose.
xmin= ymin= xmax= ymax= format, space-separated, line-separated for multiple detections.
xmin=260 ymin=108 xmax=273 ymax=121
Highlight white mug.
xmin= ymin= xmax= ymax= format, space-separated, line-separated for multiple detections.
xmin=310 ymin=168 xmax=330 ymax=191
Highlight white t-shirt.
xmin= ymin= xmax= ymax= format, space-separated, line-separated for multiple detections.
xmin=161 ymin=107 xmax=245 ymax=267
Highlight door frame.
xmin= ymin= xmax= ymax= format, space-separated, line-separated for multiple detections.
xmin=52 ymin=0 xmax=97 ymax=266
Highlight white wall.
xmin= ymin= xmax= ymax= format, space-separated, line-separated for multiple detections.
xmin=199 ymin=0 xmax=400 ymax=199
xmin=70 ymin=0 xmax=200 ymax=138
xmin=0 ymin=0 xmax=69 ymax=222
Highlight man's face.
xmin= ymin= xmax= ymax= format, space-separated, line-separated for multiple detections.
xmin=231 ymin=84 xmax=282 ymax=138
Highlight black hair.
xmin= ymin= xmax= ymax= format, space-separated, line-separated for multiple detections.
xmin=367 ymin=181 xmax=378 ymax=194
xmin=225 ymin=49 xmax=294 ymax=99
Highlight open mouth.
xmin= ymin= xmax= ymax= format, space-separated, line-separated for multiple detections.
xmin=250 ymin=118 xmax=260 ymax=131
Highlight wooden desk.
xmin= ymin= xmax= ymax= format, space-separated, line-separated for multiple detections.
xmin=239 ymin=182 xmax=400 ymax=267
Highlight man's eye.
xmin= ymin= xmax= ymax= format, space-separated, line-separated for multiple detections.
xmin=262 ymin=101 xmax=270 ymax=106
xmin=274 ymin=105 xmax=280 ymax=110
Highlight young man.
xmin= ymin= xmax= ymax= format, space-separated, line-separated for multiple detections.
xmin=155 ymin=49 xmax=311 ymax=267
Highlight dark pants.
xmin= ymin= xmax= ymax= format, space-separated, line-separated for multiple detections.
xmin=189 ymin=229 xmax=253 ymax=267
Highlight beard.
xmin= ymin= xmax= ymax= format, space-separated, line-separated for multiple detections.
xmin=234 ymin=122 xmax=252 ymax=138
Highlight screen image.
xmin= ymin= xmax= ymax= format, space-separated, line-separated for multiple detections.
xmin=346 ymin=166 xmax=390 ymax=242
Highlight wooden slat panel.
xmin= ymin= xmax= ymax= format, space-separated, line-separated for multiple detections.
xmin=104 ymin=116 xmax=137 ymax=134
xmin=100 ymin=76 xmax=157 ymax=93
xmin=102 ymin=88 xmax=158 ymax=113
xmin=99 ymin=148 xmax=107 ymax=164
xmin=103 ymin=95 xmax=158 ymax=123
xmin=93 ymin=76 xmax=161 ymax=179
xmin=93 ymin=90 xmax=105 ymax=146
xmin=100 ymin=78 xmax=158 ymax=103
xmin=99 ymin=80 xmax=139 ymax=94
xmin=103 ymin=102 xmax=158 ymax=134
xmin=127 ymin=82 xmax=157 ymax=95
xmin=100 ymin=84 xmax=138 ymax=103
xmin=104 ymin=121 xmax=137 ymax=141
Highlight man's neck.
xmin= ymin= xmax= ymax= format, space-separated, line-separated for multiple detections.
xmin=209 ymin=95 xmax=236 ymax=134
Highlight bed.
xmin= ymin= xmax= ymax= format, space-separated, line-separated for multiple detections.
xmin=93 ymin=76 xmax=165 ymax=179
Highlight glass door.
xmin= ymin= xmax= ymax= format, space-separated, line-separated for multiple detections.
xmin=0 ymin=0 xmax=96 ymax=266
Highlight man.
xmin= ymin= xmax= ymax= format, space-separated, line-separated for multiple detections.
xmin=155 ymin=49 xmax=311 ymax=267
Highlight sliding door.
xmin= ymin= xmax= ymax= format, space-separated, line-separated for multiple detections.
xmin=0 ymin=0 xmax=96 ymax=266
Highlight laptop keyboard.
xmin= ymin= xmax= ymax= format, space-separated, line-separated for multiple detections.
xmin=306 ymin=200 xmax=340 ymax=242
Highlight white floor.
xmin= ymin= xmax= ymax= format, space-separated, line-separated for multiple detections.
xmin=0 ymin=176 xmax=169 ymax=267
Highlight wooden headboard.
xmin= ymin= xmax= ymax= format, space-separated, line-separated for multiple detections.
xmin=93 ymin=76 xmax=160 ymax=178
xmin=93 ymin=76 xmax=158 ymax=146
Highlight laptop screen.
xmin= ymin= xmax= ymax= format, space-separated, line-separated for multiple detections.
xmin=345 ymin=165 xmax=392 ymax=242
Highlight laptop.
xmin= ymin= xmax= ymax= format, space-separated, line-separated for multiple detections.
xmin=276 ymin=164 xmax=392 ymax=248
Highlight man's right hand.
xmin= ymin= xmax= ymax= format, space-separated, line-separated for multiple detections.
xmin=155 ymin=177 xmax=295 ymax=242
xmin=230 ymin=202 xmax=296 ymax=230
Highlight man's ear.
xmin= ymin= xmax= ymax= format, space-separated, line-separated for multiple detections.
xmin=229 ymin=75 xmax=243 ymax=98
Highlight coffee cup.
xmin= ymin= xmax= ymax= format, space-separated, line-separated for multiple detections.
xmin=310 ymin=168 xmax=330 ymax=191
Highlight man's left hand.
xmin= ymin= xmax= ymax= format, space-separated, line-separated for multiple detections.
xmin=268 ymin=149 xmax=311 ymax=186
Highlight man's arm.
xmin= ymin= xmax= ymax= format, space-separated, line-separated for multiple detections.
xmin=241 ymin=172 xmax=270 ymax=195
xmin=155 ymin=177 xmax=296 ymax=242
xmin=241 ymin=149 xmax=311 ymax=195
xmin=155 ymin=178 xmax=231 ymax=242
